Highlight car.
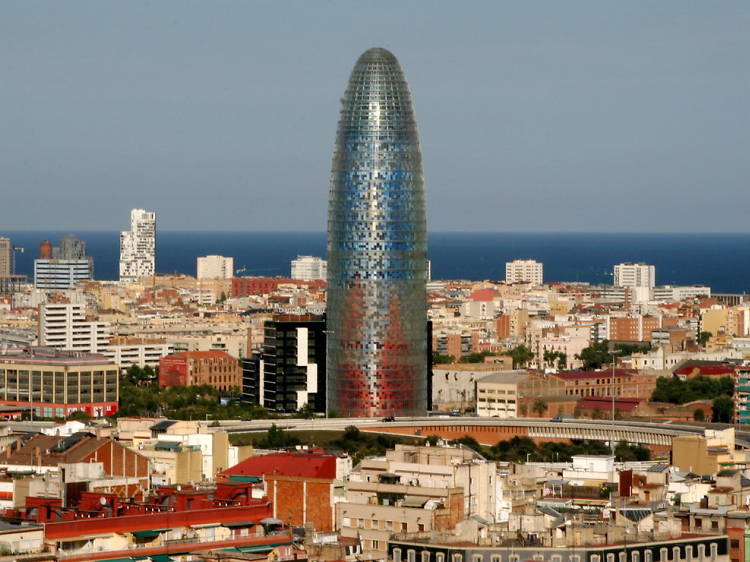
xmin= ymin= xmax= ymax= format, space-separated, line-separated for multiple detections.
xmin=381 ymin=416 xmax=396 ymax=422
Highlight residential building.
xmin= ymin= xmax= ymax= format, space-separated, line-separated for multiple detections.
xmin=291 ymin=255 xmax=327 ymax=281
xmin=9 ymin=483 xmax=282 ymax=560
xmin=158 ymin=350 xmax=241 ymax=391
xmin=39 ymin=302 xmax=110 ymax=353
xmin=0 ymin=237 xmax=13 ymax=276
xmin=614 ymin=262 xmax=656 ymax=288
xmin=326 ymin=48 xmax=428 ymax=417
xmin=220 ymin=449 xmax=350 ymax=532
xmin=101 ymin=337 xmax=174 ymax=370
xmin=242 ymin=314 xmax=326 ymax=412
xmin=506 ymin=259 xmax=544 ymax=285
xmin=119 ymin=208 xmax=155 ymax=282
xmin=0 ymin=347 xmax=119 ymax=417
xmin=388 ymin=532 xmax=729 ymax=562
xmin=197 ymin=254 xmax=234 ymax=279
xmin=337 ymin=444 xmax=496 ymax=558
xmin=735 ymin=364 xmax=750 ymax=425
xmin=0 ymin=432 xmax=148 ymax=479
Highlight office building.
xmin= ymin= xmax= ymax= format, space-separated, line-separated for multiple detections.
xmin=242 ymin=314 xmax=326 ymax=412
xmin=34 ymin=237 xmax=94 ymax=290
xmin=0 ymin=237 xmax=13 ymax=276
xmin=0 ymin=347 xmax=119 ymax=417
xmin=290 ymin=255 xmax=327 ymax=281
xmin=39 ymin=302 xmax=110 ymax=353
xmin=197 ymin=255 xmax=234 ymax=279
xmin=505 ymin=259 xmax=543 ymax=285
xmin=326 ymin=48 xmax=428 ymax=417
xmin=119 ymin=208 xmax=155 ymax=282
xmin=614 ymin=262 xmax=655 ymax=288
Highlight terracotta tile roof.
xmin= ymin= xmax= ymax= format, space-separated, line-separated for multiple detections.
xmin=222 ymin=451 xmax=337 ymax=480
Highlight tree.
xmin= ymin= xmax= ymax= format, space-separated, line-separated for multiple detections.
xmin=575 ymin=341 xmax=611 ymax=370
xmin=532 ymin=399 xmax=549 ymax=417
xmin=432 ymin=351 xmax=455 ymax=365
xmin=712 ymin=396 xmax=733 ymax=423
xmin=698 ymin=331 xmax=712 ymax=346
xmin=693 ymin=409 xmax=706 ymax=421
xmin=557 ymin=353 xmax=567 ymax=371
xmin=459 ymin=351 xmax=497 ymax=364
xmin=651 ymin=375 xmax=733 ymax=404
xmin=505 ymin=345 xmax=534 ymax=368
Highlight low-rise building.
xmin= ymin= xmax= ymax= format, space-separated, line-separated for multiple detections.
xmin=158 ymin=350 xmax=241 ymax=391
xmin=475 ymin=371 xmax=528 ymax=418
xmin=0 ymin=347 xmax=119 ymax=417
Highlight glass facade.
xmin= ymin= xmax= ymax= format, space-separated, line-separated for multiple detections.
xmin=327 ymin=48 xmax=428 ymax=417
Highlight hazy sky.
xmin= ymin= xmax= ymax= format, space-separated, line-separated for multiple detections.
xmin=1 ymin=1 xmax=748 ymax=232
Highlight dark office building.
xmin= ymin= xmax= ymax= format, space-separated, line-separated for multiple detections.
xmin=242 ymin=314 xmax=327 ymax=413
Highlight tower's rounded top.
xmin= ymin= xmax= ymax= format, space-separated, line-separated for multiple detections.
xmin=356 ymin=47 xmax=399 ymax=65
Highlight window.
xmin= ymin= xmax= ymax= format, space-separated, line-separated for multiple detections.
xmin=473 ymin=556 xmax=483 ymax=562
xmin=422 ymin=552 xmax=431 ymax=562
xmin=393 ymin=549 xmax=402 ymax=562
xmin=452 ymin=555 xmax=463 ymax=562
xmin=408 ymin=550 xmax=416 ymax=562
xmin=436 ymin=554 xmax=445 ymax=562
xmin=645 ymin=551 xmax=653 ymax=562
xmin=491 ymin=556 xmax=501 ymax=562
xmin=711 ymin=521 xmax=719 ymax=530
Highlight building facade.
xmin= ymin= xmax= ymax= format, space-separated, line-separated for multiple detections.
xmin=159 ymin=350 xmax=241 ymax=391
xmin=0 ymin=347 xmax=119 ymax=417
xmin=614 ymin=262 xmax=656 ymax=289
xmin=505 ymin=259 xmax=544 ymax=285
xmin=119 ymin=208 xmax=155 ymax=282
xmin=241 ymin=314 xmax=326 ymax=412
xmin=291 ymin=255 xmax=328 ymax=281
xmin=326 ymin=47 xmax=428 ymax=417
xmin=34 ymin=252 xmax=93 ymax=290
xmin=0 ymin=237 xmax=13 ymax=276
xmin=197 ymin=255 xmax=234 ymax=279
xmin=39 ymin=302 xmax=110 ymax=353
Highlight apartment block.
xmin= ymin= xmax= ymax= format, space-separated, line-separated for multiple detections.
xmin=119 ymin=208 xmax=155 ymax=282
xmin=39 ymin=302 xmax=110 ymax=353
xmin=506 ymin=259 xmax=543 ymax=285
xmin=197 ymin=255 xmax=234 ymax=279
xmin=614 ymin=262 xmax=655 ymax=288
xmin=290 ymin=255 xmax=327 ymax=281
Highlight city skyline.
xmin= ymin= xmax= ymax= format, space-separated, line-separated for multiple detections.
xmin=2 ymin=2 xmax=749 ymax=233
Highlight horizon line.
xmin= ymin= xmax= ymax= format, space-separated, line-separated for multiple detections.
xmin=2 ymin=229 xmax=750 ymax=235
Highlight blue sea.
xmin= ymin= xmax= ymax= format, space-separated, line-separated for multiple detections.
xmin=2 ymin=231 xmax=749 ymax=294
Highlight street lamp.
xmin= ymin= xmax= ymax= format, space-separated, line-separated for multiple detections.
xmin=609 ymin=349 xmax=622 ymax=456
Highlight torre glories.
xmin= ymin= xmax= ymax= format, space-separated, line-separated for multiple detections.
xmin=326 ymin=48 xmax=428 ymax=417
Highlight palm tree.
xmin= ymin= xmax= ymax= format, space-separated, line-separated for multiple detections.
xmin=532 ymin=399 xmax=549 ymax=417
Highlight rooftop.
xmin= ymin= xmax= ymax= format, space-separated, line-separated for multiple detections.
xmin=222 ymin=450 xmax=338 ymax=480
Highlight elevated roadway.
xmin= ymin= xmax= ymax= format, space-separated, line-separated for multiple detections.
xmin=215 ymin=417 xmax=750 ymax=449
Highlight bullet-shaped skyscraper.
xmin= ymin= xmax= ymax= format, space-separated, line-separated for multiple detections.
xmin=326 ymin=48 xmax=428 ymax=417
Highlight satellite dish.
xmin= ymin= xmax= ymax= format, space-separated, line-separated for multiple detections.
xmin=100 ymin=497 xmax=107 ymax=506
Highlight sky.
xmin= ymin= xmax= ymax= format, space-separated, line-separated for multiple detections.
xmin=1 ymin=1 xmax=748 ymax=232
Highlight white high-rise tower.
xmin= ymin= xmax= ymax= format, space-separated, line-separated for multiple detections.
xmin=119 ymin=209 xmax=156 ymax=282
